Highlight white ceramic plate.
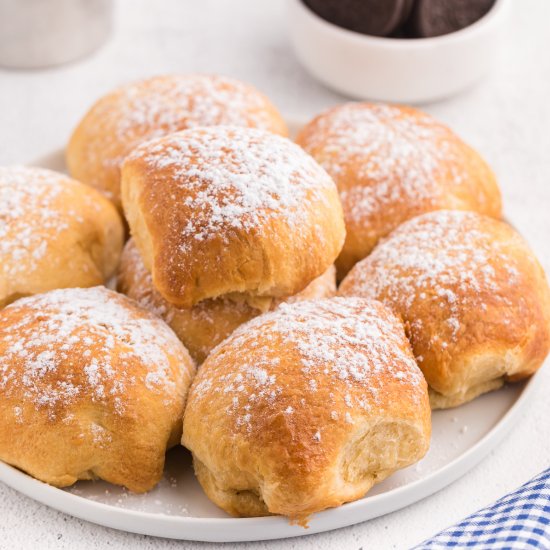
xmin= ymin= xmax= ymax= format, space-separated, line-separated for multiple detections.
xmin=0 ymin=145 xmax=538 ymax=542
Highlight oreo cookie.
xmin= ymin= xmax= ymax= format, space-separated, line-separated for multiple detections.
xmin=408 ymin=0 xmax=496 ymax=38
xmin=303 ymin=0 xmax=414 ymax=37
xmin=303 ymin=0 xmax=496 ymax=39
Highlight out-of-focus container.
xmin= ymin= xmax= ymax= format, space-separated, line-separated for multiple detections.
xmin=287 ymin=0 xmax=509 ymax=103
xmin=0 ymin=0 xmax=113 ymax=69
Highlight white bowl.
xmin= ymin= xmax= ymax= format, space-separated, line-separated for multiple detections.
xmin=287 ymin=0 xmax=509 ymax=103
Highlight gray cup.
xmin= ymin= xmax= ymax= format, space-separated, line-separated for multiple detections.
xmin=0 ymin=0 xmax=113 ymax=69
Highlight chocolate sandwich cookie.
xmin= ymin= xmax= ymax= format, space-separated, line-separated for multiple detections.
xmin=303 ymin=0 xmax=414 ymax=37
xmin=409 ymin=0 xmax=496 ymax=38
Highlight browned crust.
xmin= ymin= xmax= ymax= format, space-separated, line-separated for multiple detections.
xmin=0 ymin=287 xmax=196 ymax=492
xmin=295 ymin=103 xmax=502 ymax=277
xmin=121 ymin=127 xmax=346 ymax=309
xmin=182 ymin=297 xmax=430 ymax=522
xmin=339 ymin=210 xmax=550 ymax=408
xmin=0 ymin=166 xmax=123 ymax=308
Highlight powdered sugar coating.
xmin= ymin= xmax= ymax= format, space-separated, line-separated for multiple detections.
xmin=110 ymin=74 xmax=280 ymax=139
xmin=298 ymin=103 xmax=467 ymax=225
xmin=72 ymin=74 xmax=286 ymax=180
xmin=297 ymin=104 xmax=501 ymax=275
xmin=129 ymin=126 xmax=337 ymax=249
xmin=0 ymin=166 xmax=103 ymax=279
xmin=0 ymin=287 xmax=193 ymax=419
xmin=191 ymin=297 xmax=425 ymax=434
xmin=339 ymin=210 xmax=527 ymax=356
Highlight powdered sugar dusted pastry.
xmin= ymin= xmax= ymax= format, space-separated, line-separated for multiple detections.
xmin=182 ymin=297 xmax=430 ymax=522
xmin=0 ymin=166 xmax=123 ymax=308
xmin=117 ymin=239 xmax=337 ymax=364
xmin=0 ymin=287 xmax=195 ymax=492
xmin=122 ymin=126 xmax=345 ymax=309
xmin=66 ymin=74 xmax=288 ymax=207
xmin=339 ymin=210 xmax=550 ymax=408
xmin=296 ymin=103 xmax=502 ymax=277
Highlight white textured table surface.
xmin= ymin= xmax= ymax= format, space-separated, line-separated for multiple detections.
xmin=0 ymin=1 xmax=549 ymax=548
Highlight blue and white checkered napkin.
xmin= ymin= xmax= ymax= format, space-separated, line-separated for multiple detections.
xmin=414 ymin=467 xmax=550 ymax=549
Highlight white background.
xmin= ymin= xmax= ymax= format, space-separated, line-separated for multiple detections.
xmin=0 ymin=0 xmax=549 ymax=548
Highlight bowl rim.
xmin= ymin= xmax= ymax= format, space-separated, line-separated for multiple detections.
xmin=290 ymin=0 xmax=508 ymax=48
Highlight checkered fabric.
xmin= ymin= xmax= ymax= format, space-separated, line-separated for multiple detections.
xmin=414 ymin=467 xmax=550 ymax=549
